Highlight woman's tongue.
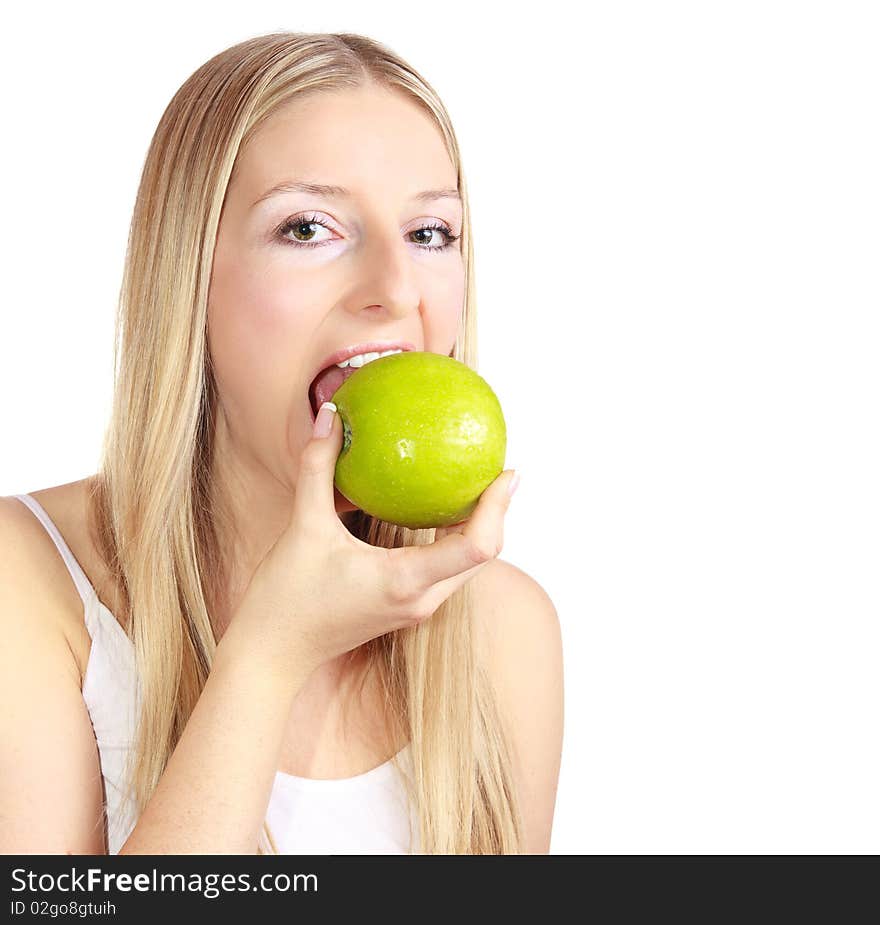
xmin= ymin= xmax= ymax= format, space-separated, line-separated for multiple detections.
xmin=309 ymin=364 xmax=358 ymax=415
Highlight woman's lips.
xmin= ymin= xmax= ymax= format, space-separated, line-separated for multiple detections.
xmin=306 ymin=342 xmax=417 ymax=422
xmin=308 ymin=340 xmax=416 ymax=387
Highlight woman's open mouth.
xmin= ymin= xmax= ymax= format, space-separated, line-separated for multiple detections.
xmin=306 ymin=345 xmax=411 ymax=421
xmin=308 ymin=364 xmax=353 ymax=419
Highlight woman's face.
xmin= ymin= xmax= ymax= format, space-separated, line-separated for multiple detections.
xmin=207 ymin=84 xmax=465 ymax=505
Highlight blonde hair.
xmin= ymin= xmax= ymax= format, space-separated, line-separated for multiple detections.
xmin=88 ymin=31 xmax=523 ymax=854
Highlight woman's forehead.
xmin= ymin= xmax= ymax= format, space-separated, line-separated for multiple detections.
xmin=235 ymin=90 xmax=457 ymax=199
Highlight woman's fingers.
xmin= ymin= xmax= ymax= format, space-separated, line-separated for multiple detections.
xmin=389 ymin=469 xmax=518 ymax=596
xmin=290 ymin=402 xmax=344 ymax=534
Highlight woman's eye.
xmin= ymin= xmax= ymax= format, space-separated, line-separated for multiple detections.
xmin=410 ymin=227 xmax=448 ymax=248
xmin=278 ymin=215 xmax=334 ymax=247
xmin=276 ymin=213 xmax=460 ymax=252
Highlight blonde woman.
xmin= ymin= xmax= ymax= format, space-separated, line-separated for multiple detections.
xmin=0 ymin=32 xmax=563 ymax=855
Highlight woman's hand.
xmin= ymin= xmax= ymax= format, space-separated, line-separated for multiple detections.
xmin=220 ymin=403 xmax=518 ymax=681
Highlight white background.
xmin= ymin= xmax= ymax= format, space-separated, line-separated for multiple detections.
xmin=1 ymin=1 xmax=878 ymax=854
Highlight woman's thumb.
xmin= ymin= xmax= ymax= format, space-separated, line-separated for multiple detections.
xmin=291 ymin=401 xmax=343 ymax=526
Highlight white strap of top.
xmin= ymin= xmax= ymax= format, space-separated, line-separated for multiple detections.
xmin=13 ymin=494 xmax=97 ymax=607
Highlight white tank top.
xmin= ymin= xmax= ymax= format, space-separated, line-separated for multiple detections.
xmin=14 ymin=493 xmax=419 ymax=855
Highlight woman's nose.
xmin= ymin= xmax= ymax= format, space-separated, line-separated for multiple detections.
xmin=350 ymin=232 xmax=422 ymax=319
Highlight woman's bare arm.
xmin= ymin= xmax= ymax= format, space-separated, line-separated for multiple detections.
xmin=0 ymin=500 xmax=107 ymax=854
xmin=118 ymin=635 xmax=311 ymax=854
xmin=0 ymin=497 xmax=313 ymax=855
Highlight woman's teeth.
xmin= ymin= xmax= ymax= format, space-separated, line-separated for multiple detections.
xmin=336 ymin=348 xmax=403 ymax=369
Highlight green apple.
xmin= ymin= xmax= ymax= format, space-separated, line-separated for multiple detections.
xmin=330 ymin=351 xmax=507 ymax=529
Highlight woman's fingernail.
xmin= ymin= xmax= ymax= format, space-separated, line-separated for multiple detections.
xmin=506 ymin=471 xmax=520 ymax=497
xmin=313 ymin=401 xmax=337 ymax=438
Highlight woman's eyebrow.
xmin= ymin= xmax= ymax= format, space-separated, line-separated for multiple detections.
xmin=251 ymin=180 xmax=461 ymax=208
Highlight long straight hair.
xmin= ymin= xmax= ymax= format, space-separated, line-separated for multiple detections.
xmin=89 ymin=31 xmax=523 ymax=854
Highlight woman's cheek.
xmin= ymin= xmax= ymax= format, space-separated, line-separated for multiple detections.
xmin=242 ymin=263 xmax=322 ymax=352
xmin=211 ymin=285 xmax=304 ymax=403
xmin=424 ymin=274 xmax=466 ymax=353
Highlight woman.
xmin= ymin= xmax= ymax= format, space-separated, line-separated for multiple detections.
xmin=0 ymin=31 xmax=563 ymax=855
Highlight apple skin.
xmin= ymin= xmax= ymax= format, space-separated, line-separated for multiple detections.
xmin=330 ymin=351 xmax=507 ymax=529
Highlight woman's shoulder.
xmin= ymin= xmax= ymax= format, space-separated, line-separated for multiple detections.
xmin=469 ymin=557 xmax=564 ymax=853
xmin=469 ymin=558 xmax=562 ymax=739
xmin=470 ymin=556 xmax=561 ymax=710
xmin=0 ymin=477 xmax=119 ymax=684
xmin=471 ymin=558 xmax=559 ymax=657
